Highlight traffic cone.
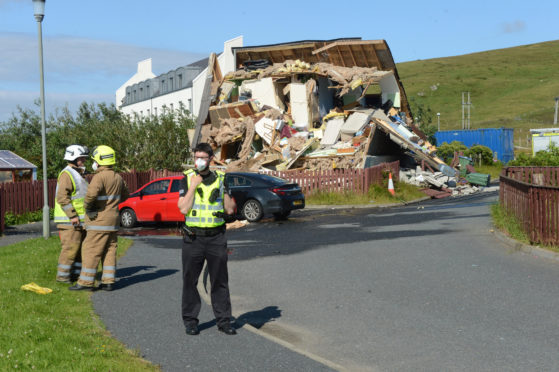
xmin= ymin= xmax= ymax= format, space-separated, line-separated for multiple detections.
xmin=388 ymin=172 xmax=395 ymax=196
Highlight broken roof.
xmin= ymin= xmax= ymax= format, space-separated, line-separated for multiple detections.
xmin=232 ymin=38 xmax=411 ymax=117
xmin=0 ymin=150 xmax=37 ymax=170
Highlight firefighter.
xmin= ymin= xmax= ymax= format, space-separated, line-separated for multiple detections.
xmin=177 ymin=142 xmax=237 ymax=335
xmin=54 ymin=145 xmax=89 ymax=283
xmin=69 ymin=145 xmax=129 ymax=291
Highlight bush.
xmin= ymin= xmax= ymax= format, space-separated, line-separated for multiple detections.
xmin=509 ymin=142 xmax=559 ymax=166
xmin=436 ymin=141 xmax=468 ymax=163
xmin=465 ymin=145 xmax=494 ymax=165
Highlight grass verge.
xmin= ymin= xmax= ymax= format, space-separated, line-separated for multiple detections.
xmin=0 ymin=236 xmax=159 ymax=371
xmin=306 ymin=180 xmax=426 ymax=205
xmin=490 ymin=203 xmax=530 ymax=244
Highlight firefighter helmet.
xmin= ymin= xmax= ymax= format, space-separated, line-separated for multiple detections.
xmin=64 ymin=145 xmax=89 ymax=161
xmin=91 ymin=145 xmax=116 ymax=166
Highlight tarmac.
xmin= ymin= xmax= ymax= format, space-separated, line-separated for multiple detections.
xmin=4 ymin=185 xmax=558 ymax=371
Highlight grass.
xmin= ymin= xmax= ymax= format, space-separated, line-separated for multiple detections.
xmin=397 ymin=40 xmax=559 ymax=146
xmin=306 ymin=180 xmax=426 ymax=205
xmin=474 ymin=164 xmax=503 ymax=180
xmin=0 ymin=236 xmax=159 ymax=371
xmin=490 ymin=203 xmax=530 ymax=244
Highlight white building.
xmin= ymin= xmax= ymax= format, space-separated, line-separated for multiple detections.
xmin=116 ymin=36 xmax=243 ymax=118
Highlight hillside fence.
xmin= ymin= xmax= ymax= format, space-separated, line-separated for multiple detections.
xmin=0 ymin=162 xmax=398 ymax=234
xmin=500 ymin=166 xmax=559 ymax=246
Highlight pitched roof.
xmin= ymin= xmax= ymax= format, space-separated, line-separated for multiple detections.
xmin=0 ymin=150 xmax=37 ymax=169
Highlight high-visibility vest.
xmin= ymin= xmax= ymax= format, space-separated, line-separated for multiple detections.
xmin=184 ymin=169 xmax=225 ymax=228
xmin=53 ymin=166 xmax=88 ymax=225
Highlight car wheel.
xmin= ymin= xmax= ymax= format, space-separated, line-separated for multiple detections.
xmin=242 ymin=199 xmax=263 ymax=222
xmin=120 ymin=208 xmax=137 ymax=228
xmin=273 ymin=211 xmax=291 ymax=220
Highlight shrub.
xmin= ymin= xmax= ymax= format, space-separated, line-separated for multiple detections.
xmin=436 ymin=141 xmax=468 ymax=163
xmin=465 ymin=145 xmax=494 ymax=165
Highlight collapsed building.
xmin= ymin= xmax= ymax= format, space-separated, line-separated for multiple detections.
xmin=190 ymin=38 xmax=448 ymax=173
xmin=188 ymin=38 xmax=494 ymax=197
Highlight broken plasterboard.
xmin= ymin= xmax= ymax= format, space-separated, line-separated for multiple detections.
xmin=340 ymin=109 xmax=374 ymax=135
xmin=254 ymin=117 xmax=275 ymax=145
xmin=241 ymin=77 xmax=284 ymax=111
xmin=321 ymin=117 xmax=345 ymax=146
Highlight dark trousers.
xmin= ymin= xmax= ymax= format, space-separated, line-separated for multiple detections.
xmin=181 ymin=232 xmax=232 ymax=328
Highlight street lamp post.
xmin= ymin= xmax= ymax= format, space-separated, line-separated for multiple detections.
xmin=437 ymin=112 xmax=440 ymax=132
xmin=33 ymin=0 xmax=50 ymax=239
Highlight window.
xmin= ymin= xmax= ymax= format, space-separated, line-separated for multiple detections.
xmin=227 ymin=176 xmax=252 ymax=187
xmin=133 ymin=90 xmax=137 ymax=101
xmin=170 ymin=179 xmax=181 ymax=193
xmin=146 ymin=85 xmax=150 ymax=97
xmin=142 ymin=180 xmax=170 ymax=195
xmin=140 ymin=110 xmax=143 ymax=116
xmin=154 ymin=107 xmax=157 ymax=116
xmin=161 ymin=79 xmax=165 ymax=93
xmin=188 ymin=98 xmax=192 ymax=113
xmin=127 ymin=92 xmax=130 ymax=103
xmin=178 ymin=74 xmax=183 ymax=88
xmin=170 ymin=103 xmax=174 ymax=111
xmin=147 ymin=109 xmax=150 ymax=116
xmin=169 ymin=77 xmax=173 ymax=91
xmin=140 ymin=87 xmax=143 ymax=99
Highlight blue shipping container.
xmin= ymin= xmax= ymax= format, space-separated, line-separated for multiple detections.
xmin=434 ymin=128 xmax=514 ymax=163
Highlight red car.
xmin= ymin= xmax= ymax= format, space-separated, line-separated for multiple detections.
xmin=118 ymin=176 xmax=184 ymax=228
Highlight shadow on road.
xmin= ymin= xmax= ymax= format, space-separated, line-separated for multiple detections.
xmin=235 ymin=306 xmax=282 ymax=329
xmin=114 ymin=265 xmax=178 ymax=289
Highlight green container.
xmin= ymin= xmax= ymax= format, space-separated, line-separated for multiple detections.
xmin=465 ymin=172 xmax=491 ymax=187
xmin=458 ymin=156 xmax=473 ymax=177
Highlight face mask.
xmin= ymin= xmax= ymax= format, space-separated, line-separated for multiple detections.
xmin=195 ymin=158 xmax=208 ymax=172
xmin=92 ymin=162 xmax=98 ymax=171
xmin=79 ymin=166 xmax=86 ymax=172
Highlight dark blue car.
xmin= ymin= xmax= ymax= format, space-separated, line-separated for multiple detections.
xmin=225 ymin=172 xmax=305 ymax=222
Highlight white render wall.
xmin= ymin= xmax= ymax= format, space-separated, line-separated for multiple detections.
xmin=115 ymin=59 xmax=156 ymax=108
xmin=117 ymin=36 xmax=243 ymax=120
xmin=120 ymin=88 xmax=195 ymax=118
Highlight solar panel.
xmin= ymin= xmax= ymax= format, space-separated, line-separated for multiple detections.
xmin=0 ymin=150 xmax=37 ymax=169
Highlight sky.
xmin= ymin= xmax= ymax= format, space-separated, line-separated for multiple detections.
xmin=0 ymin=0 xmax=557 ymax=122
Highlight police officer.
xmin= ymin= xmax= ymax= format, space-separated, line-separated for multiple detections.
xmin=54 ymin=145 xmax=89 ymax=283
xmin=70 ymin=145 xmax=129 ymax=291
xmin=178 ymin=143 xmax=237 ymax=335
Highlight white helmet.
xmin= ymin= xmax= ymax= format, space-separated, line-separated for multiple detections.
xmin=64 ymin=145 xmax=89 ymax=161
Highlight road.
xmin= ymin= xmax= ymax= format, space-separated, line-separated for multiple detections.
xmin=94 ymin=191 xmax=559 ymax=371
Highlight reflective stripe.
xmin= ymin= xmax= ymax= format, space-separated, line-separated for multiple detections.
xmin=58 ymin=264 xmax=72 ymax=270
xmin=97 ymin=195 xmax=121 ymax=201
xmin=87 ymin=225 xmax=120 ymax=231
xmin=209 ymin=217 xmax=224 ymax=224
xmin=72 ymin=269 xmax=81 ymax=274
xmin=62 ymin=204 xmax=74 ymax=211
xmin=79 ymin=275 xmax=94 ymax=282
xmin=186 ymin=217 xmax=206 ymax=223
xmin=103 ymin=266 xmax=116 ymax=271
xmin=207 ymin=205 xmax=222 ymax=211
xmin=57 ymin=271 xmax=70 ymax=277
xmin=101 ymin=273 xmax=115 ymax=279
xmin=54 ymin=217 xmax=71 ymax=222
xmin=81 ymin=267 xmax=97 ymax=274
xmin=192 ymin=204 xmax=207 ymax=210
xmin=73 ymin=262 xmax=82 ymax=267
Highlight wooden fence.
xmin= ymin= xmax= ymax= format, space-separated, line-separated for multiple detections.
xmin=500 ymin=167 xmax=559 ymax=246
xmin=0 ymin=162 xmax=398 ymax=234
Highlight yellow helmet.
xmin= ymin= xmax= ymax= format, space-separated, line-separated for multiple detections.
xmin=91 ymin=145 xmax=116 ymax=166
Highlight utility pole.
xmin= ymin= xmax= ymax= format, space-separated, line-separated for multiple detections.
xmin=554 ymin=97 xmax=559 ymax=126
xmin=462 ymin=92 xmax=471 ymax=129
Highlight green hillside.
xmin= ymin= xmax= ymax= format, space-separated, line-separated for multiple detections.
xmin=396 ymin=40 xmax=559 ymax=147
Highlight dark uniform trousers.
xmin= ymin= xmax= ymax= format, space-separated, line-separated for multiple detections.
xmin=181 ymin=231 xmax=232 ymax=328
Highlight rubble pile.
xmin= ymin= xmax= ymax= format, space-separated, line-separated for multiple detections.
xmin=200 ymin=59 xmax=446 ymax=175
xmin=191 ymin=39 xmax=494 ymax=199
